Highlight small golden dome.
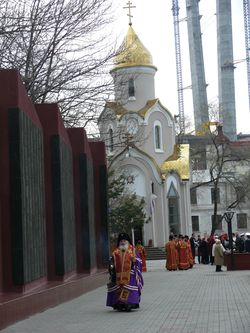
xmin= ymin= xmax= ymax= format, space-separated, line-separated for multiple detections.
xmin=112 ymin=26 xmax=155 ymax=70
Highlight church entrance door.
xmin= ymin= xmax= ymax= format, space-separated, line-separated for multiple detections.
xmin=168 ymin=197 xmax=180 ymax=235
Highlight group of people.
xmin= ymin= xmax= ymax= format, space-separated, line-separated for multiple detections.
xmin=165 ymin=233 xmax=231 ymax=273
xmin=106 ymin=231 xmax=250 ymax=312
xmin=234 ymin=233 xmax=250 ymax=253
xmin=165 ymin=234 xmax=194 ymax=271
xmin=191 ymin=232 xmax=250 ymax=265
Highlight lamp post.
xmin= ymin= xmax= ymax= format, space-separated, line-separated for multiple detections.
xmin=223 ymin=209 xmax=235 ymax=270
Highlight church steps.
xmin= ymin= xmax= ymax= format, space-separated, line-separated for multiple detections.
xmin=144 ymin=246 xmax=166 ymax=260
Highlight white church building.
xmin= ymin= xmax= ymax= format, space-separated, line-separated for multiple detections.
xmin=98 ymin=25 xmax=192 ymax=247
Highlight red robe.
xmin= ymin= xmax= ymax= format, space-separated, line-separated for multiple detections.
xmin=178 ymin=240 xmax=190 ymax=270
xmin=175 ymin=239 xmax=180 ymax=266
xmin=165 ymin=240 xmax=178 ymax=270
xmin=113 ymin=245 xmax=135 ymax=285
xmin=135 ymin=244 xmax=147 ymax=272
xmin=186 ymin=240 xmax=194 ymax=268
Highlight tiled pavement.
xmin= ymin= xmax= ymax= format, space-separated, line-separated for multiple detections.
xmin=2 ymin=260 xmax=250 ymax=333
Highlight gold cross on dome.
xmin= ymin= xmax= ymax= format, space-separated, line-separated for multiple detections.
xmin=123 ymin=1 xmax=136 ymax=26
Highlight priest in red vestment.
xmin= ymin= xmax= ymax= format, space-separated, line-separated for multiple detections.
xmin=178 ymin=235 xmax=190 ymax=270
xmin=165 ymin=235 xmax=178 ymax=270
xmin=185 ymin=235 xmax=194 ymax=268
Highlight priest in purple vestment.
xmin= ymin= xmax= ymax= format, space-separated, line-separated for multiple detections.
xmin=106 ymin=233 xmax=144 ymax=311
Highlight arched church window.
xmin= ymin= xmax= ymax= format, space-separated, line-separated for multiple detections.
xmin=155 ymin=126 xmax=160 ymax=149
xmin=154 ymin=121 xmax=163 ymax=151
xmin=109 ymin=128 xmax=114 ymax=152
xmin=128 ymin=78 xmax=135 ymax=97
xmin=151 ymin=182 xmax=155 ymax=194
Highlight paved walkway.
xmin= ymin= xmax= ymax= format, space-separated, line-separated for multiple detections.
xmin=2 ymin=261 xmax=250 ymax=333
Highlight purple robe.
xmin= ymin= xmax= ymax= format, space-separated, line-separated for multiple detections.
xmin=106 ymin=252 xmax=144 ymax=309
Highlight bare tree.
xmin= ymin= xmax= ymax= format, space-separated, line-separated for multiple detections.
xmin=190 ymin=125 xmax=250 ymax=234
xmin=0 ymin=0 xmax=116 ymax=127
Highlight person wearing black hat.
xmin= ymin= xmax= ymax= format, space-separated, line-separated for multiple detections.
xmin=189 ymin=233 xmax=196 ymax=263
xmin=245 ymin=234 xmax=250 ymax=253
xmin=116 ymin=232 xmax=131 ymax=247
xmin=106 ymin=232 xmax=144 ymax=311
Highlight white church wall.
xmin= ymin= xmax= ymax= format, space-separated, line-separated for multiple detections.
xmin=111 ymin=66 xmax=156 ymax=111
xmin=120 ymin=164 xmax=146 ymax=197
xmin=111 ymin=153 xmax=166 ymax=247
xmin=180 ymin=182 xmax=192 ymax=236
xmin=142 ymin=111 xmax=175 ymax=165
xmin=99 ymin=108 xmax=124 ymax=156
xmin=151 ymin=183 xmax=168 ymax=247
xmin=127 ymin=158 xmax=165 ymax=247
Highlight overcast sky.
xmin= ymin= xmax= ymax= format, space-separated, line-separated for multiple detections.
xmin=112 ymin=0 xmax=250 ymax=135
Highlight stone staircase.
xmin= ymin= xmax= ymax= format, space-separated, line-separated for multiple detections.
xmin=145 ymin=246 xmax=166 ymax=260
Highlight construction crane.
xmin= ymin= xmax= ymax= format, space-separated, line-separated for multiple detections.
xmin=243 ymin=0 xmax=250 ymax=111
xmin=172 ymin=0 xmax=185 ymax=134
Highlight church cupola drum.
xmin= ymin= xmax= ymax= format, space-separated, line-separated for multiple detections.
xmin=111 ymin=25 xmax=157 ymax=111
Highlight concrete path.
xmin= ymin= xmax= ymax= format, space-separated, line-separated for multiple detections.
xmin=2 ymin=261 xmax=250 ymax=333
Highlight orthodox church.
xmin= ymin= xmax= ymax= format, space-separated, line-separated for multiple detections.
xmin=98 ymin=24 xmax=191 ymax=247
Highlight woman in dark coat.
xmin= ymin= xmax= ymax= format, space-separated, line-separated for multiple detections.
xmin=207 ymin=236 xmax=215 ymax=264
xmin=200 ymin=238 xmax=209 ymax=264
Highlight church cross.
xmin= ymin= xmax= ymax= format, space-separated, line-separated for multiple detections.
xmin=123 ymin=1 xmax=136 ymax=26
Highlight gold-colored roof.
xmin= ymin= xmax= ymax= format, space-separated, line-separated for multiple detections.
xmin=112 ymin=26 xmax=155 ymax=70
xmin=105 ymin=99 xmax=157 ymax=119
xmin=161 ymin=144 xmax=190 ymax=181
xmin=138 ymin=99 xmax=159 ymax=117
xmin=105 ymin=101 xmax=126 ymax=119
xmin=104 ymin=99 xmax=173 ymax=121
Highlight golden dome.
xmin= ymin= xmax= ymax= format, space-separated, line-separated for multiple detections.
xmin=161 ymin=144 xmax=190 ymax=181
xmin=112 ymin=26 xmax=155 ymax=70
